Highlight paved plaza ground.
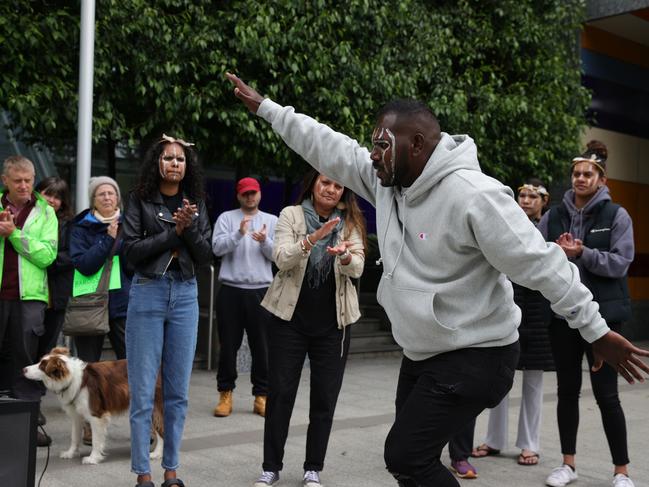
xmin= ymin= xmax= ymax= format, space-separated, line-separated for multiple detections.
xmin=33 ymin=343 xmax=649 ymax=487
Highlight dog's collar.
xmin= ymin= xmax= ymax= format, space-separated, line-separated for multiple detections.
xmin=57 ymin=381 xmax=82 ymax=406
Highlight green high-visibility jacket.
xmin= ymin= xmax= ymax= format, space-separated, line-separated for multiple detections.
xmin=0 ymin=191 xmax=58 ymax=302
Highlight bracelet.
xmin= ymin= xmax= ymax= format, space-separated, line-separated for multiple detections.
xmin=300 ymin=239 xmax=309 ymax=256
xmin=305 ymin=234 xmax=316 ymax=247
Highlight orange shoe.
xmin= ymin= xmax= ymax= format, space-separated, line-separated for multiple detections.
xmin=253 ymin=395 xmax=266 ymax=417
xmin=213 ymin=390 xmax=233 ymax=417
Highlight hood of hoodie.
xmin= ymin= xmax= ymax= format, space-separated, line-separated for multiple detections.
xmin=401 ymin=133 xmax=481 ymax=203
xmin=560 ymin=186 xmax=611 ymax=241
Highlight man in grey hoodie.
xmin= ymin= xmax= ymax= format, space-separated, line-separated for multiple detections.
xmin=226 ymin=73 xmax=649 ymax=487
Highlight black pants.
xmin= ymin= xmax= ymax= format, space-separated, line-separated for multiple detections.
xmin=38 ymin=308 xmax=66 ymax=359
xmin=74 ymin=317 xmax=126 ymax=362
xmin=548 ymin=318 xmax=629 ymax=466
xmin=448 ymin=419 xmax=476 ymax=462
xmin=262 ymin=316 xmax=350 ymax=472
xmin=384 ymin=343 xmax=519 ymax=487
xmin=216 ymin=285 xmax=270 ymax=396
xmin=0 ymin=300 xmax=46 ymax=401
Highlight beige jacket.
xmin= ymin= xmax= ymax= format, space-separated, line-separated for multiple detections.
xmin=261 ymin=205 xmax=364 ymax=328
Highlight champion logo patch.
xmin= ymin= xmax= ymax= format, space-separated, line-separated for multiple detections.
xmin=418 ymin=232 xmax=428 ymax=240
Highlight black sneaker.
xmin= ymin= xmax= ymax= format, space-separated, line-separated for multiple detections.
xmin=37 ymin=430 xmax=52 ymax=447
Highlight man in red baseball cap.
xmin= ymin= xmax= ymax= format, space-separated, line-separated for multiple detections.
xmin=211 ymin=177 xmax=278 ymax=418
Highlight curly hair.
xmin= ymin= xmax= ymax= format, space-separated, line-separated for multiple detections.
xmin=35 ymin=176 xmax=74 ymax=221
xmin=296 ymin=169 xmax=368 ymax=249
xmin=134 ymin=138 xmax=204 ymax=201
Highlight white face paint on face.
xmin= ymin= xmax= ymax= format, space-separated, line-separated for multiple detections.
xmin=159 ymin=142 xmax=186 ymax=182
xmin=371 ymin=127 xmax=397 ymax=186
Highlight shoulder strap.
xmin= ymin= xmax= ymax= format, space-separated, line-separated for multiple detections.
xmin=95 ymin=229 xmax=122 ymax=292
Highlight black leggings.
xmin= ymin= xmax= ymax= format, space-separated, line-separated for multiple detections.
xmin=548 ymin=318 xmax=629 ymax=466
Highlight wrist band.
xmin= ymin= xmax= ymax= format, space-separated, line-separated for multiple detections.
xmin=305 ymin=234 xmax=315 ymax=247
xmin=300 ymin=239 xmax=309 ymax=256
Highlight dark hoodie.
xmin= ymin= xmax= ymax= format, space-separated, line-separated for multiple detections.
xmin=538 ymin=186 xmax=634 ymax=281
xmin=538 ymin=186 xmax=634 ymax=323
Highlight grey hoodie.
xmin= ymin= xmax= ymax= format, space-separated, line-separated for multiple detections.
xmin=258 ymin=99 xmax=609 ymax=361
xmin=537 ymin=186 xmax=634 ymax=280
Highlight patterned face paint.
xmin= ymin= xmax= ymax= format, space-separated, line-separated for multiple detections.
xmin=159 ymin=143 xmax=186 ymax=180
xmin=371 ymin=127 xmax=397 ymax=186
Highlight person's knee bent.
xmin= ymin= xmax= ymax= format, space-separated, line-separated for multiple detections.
xmin=385 ymin=430 xmax=411 ymax=474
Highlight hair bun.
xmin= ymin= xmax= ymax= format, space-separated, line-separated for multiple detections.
xmin=586 ymin=139 xmax=608 ymax=161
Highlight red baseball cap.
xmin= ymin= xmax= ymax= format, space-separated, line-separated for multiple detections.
xmin=236 ymin=177 xmax=261 ymax=195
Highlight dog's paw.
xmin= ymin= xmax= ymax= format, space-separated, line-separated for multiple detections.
xmin=149 ymin=450 xmax=162 ymax=460
xmin=81 ymin=454 xmax=104 ymax=465
xmin=60 ymin=449 xmax=79 ymax=459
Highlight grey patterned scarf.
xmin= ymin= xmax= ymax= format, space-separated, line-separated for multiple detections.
xmin=301 ymin=199 xmax=344 ymax=289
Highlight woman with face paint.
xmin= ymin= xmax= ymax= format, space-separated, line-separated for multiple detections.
xmin=253 ymin=169 xmax=366 ymax=487
xmin=122 ymin=135 xmax=212 ymax=487
xmin=472 ymin=179 xmax=554 ymax=468
xmin=538 ymin=141 xmax=636 ymax=487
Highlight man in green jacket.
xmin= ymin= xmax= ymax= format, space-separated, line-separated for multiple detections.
xmin=0 ymin=155 xmax=57 ymax=446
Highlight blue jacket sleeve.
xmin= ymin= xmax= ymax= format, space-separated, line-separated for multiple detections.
xmin=69 ymin=224 xmax=114 ymax=276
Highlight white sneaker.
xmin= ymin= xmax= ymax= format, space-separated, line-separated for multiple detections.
xmin=254 ymin=471 xmax=279 ymax=486
xmin=303 ymin=470 xmax=322 ymax=487
xmin=613 ymin=474 xmax=635 ymax=487
xmin=546 ymin=465 xmax=578 ymax=487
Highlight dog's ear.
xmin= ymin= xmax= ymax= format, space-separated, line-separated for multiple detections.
xmin=45 ymin=356 xmax=69 ymax=380
xmin=50 ymin=347 xmax=70 ymax=356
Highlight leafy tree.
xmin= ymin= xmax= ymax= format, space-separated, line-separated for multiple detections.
xmin=0 ymin=0 xmax=589 ymax=187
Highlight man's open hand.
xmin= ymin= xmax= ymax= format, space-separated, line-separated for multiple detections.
xmin=226 ymin=73 xmax=264 ymax=114
xmin=592 ymin=330 xmax=649 ymax=383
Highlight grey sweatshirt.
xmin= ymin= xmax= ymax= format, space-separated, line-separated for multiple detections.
xmin=257 ymin=99 xmax=609 ymax=360
xmin=538 ymin=186 xmax=634 ymax=279
xmin=211 ymin=209 xmax=278 ymax=289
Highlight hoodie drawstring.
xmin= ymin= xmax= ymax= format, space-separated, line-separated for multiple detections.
xmin=385 ymin=195 xmax=407 ymax=280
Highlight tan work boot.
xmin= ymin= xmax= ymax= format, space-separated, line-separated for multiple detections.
xmin=253 ymin=395 xmax=266 ymax=417
xmin=213 ymin=390 xmax=233 ymax=417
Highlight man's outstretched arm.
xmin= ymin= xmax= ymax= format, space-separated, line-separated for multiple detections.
xmin=226 ymin=73 xmax=378 ymax=206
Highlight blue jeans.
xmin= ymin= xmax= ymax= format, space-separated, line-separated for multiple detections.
xmin=126 ymin=271 xmax=198 ymax=475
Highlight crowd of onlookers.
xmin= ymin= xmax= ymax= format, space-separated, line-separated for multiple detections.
xmin=0 ymin=130 xmax=640 ymax=487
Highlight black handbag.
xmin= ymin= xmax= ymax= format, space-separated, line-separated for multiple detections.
xmin=62 ymin=240 xmax=118 ymax=337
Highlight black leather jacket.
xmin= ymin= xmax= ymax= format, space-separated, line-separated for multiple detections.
xmin=122 ymin=191 xmax=212 ymax=279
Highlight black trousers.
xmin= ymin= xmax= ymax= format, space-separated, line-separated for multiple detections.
xmin=448 ymin=419 xmax=476 ymax=462
xmin=384 ymin=343 xmax=519 ymax=487
xmin=262 ymin=316 xmax=350 ymax=472
xmin=74 ymin=317 xmax=126 ymax=362
xmin=216 ymin=285 xmax=270 ymax=396
xmin=548 ymin=318 xmax=629 ymax=466
xmin=0 ymin=300 xmax=46 ymax=401
xmin=38 ymin=308 xmax=66 ymax=359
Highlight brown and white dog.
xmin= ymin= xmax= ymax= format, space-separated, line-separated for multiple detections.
xmin=24 ymin=347 xmax=164 ymax=464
